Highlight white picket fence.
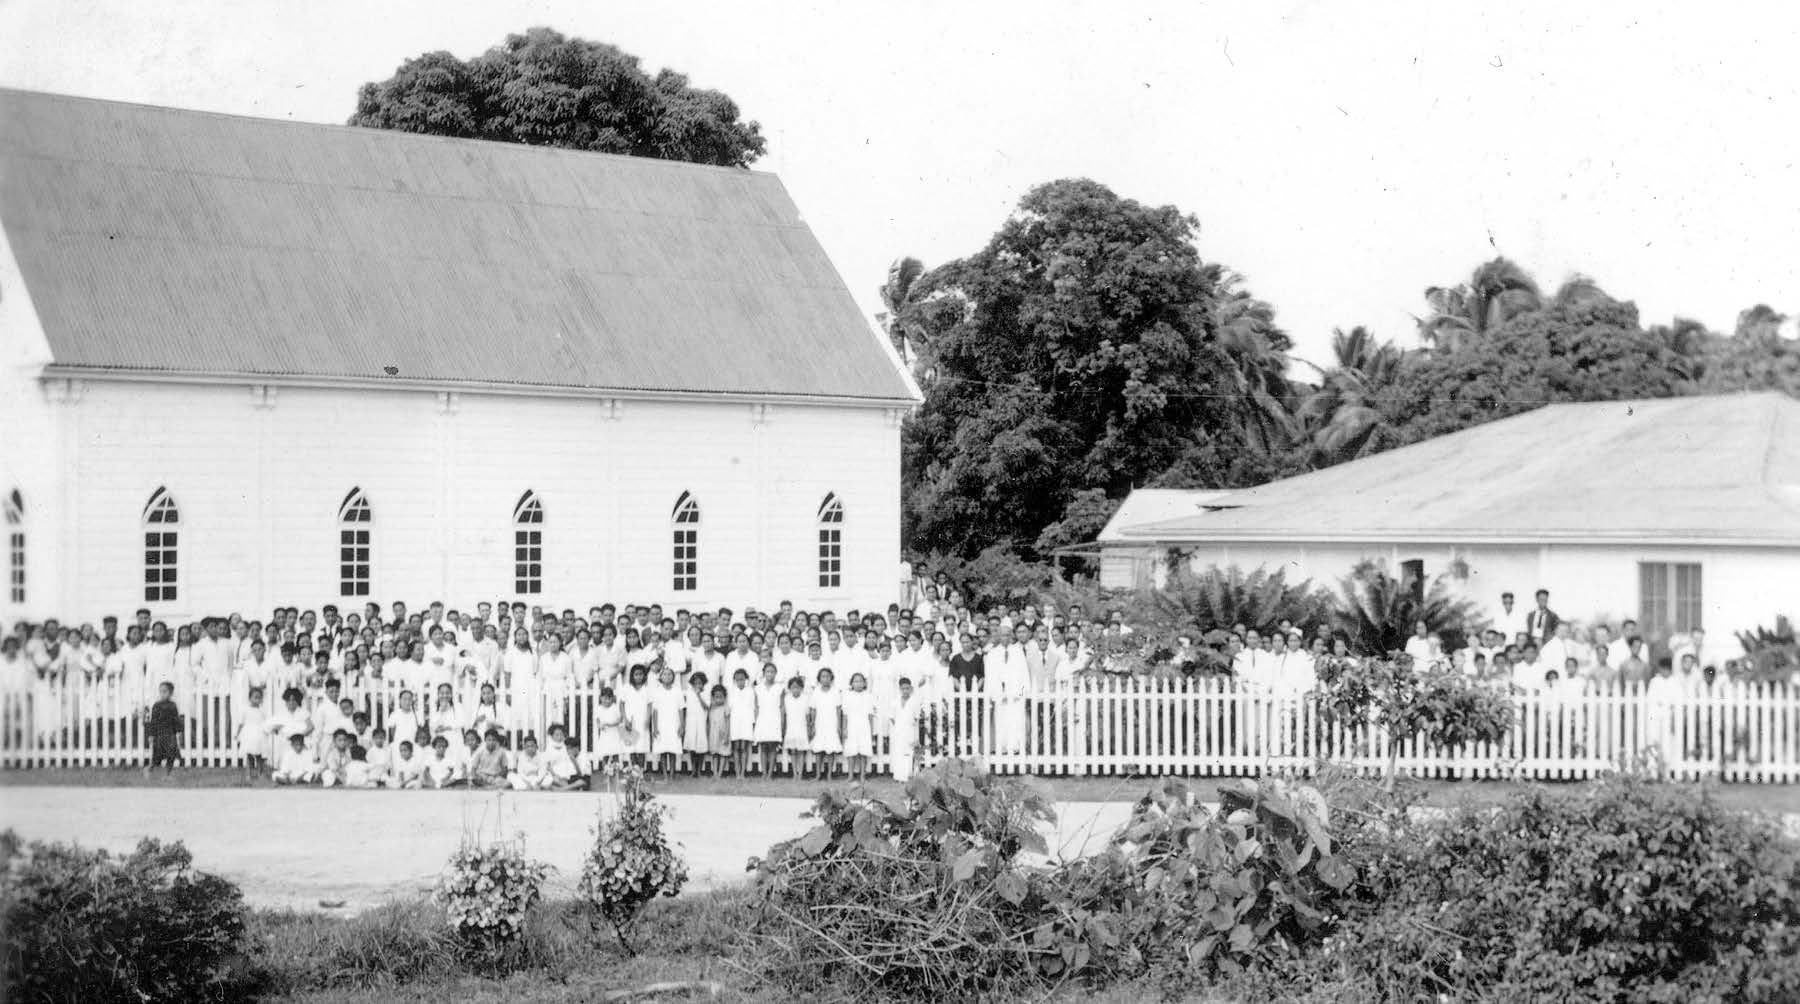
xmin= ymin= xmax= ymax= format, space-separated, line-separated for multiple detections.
xmin=2 ymin=676 xmax=1796 ymax=783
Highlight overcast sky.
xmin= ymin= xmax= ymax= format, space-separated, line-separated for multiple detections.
xmin=4 ymin=0 xmax=1796 ymax=369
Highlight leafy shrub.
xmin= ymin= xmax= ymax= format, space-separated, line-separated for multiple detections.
xmin=1053 ymin=777 xmax=1356 ymax=982
xmin=914 ymin=543 xmax=1059 ymax=610
xmin=1312 ymin=655 xmax=1515 ymax=786
xmin=1 ymin=832 xmax=251 ymax=1003
xmin=1333 ymin=558 xmax=1485 ymax=655
xmin=750 ymin=758 xmax=1056 ymax=999
xmin=1326 ymin=775 xmax=1800 ymax=1002
xmin=1147 ymin=564 xmax=1336 ymax=640
xmin=434 ymin=833 xmax=552 ymax=972
xmin=579 ymin=762 xmax=688 ymax=954
xmin=1733 ymin=616 xmax=1800 ymax=684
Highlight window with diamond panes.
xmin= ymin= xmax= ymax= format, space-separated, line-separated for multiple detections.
xmin=4 ymin=489 xmax=22 ymax=604
xmin=143 ymin=488 xmax=180 ymax=602
xmin=672 ymin=492 xmax=700 ymax=592
xmin=818 ymin=493 xmax=844 ymax=588
xmin=338 ymin=488 xmax=372 ymax=597
xmin=514 ymin=491 xmax=544 ymax=595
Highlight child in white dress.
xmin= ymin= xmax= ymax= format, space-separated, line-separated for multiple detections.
xmin=649 ymin=666 xmax=685 ymax=778
xmin=727 ymin=668 xmax=757 ymax=778
xmin=272 ymin=732 xmax=318 ymax=785
xmin=754 ymin=664 xmax=785 ymax=780
xmin=810 ymin=668 xmax=844 ymax=779
xmin=394 ymin=740 xmax=424 ymax=789
xmin=591 ymin=688 xmax=626 ymax=767
xmin=618 ymin=666 xmax=653 ymax=768
xmin=236 ymin=686 xmax=271 ymax=782
xmin=841 ymin=672 xmax=875 ymax=782
xmin=781 ymin=677 xmax=810 ymax=778
xmin=682 ymin=671 xmax=711 ymax=775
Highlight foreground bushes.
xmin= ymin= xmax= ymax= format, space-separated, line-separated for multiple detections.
xmin=1 ymin=832 xmax=253 ymax=1003
xmin=747 ymin=761 xmax=1800 ymax=1003
xmin=1304 ymin=776 xmax=1800 ymax=1003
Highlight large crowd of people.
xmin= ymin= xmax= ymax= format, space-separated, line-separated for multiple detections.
xmin=0 ymin=582 xmax=1144 ymax=784
xmin=0 ymin=581 xmax=1781 ymax=786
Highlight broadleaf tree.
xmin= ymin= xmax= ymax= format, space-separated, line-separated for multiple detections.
xmin=897 ymin=179 xmax=1294 ymax=560
xmin=350 ymin=28 xmax=766 ymax=167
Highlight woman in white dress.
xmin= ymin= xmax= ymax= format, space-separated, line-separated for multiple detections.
xmin=648 ymin=665 xmax=686 ymax=777
xmin=618 ymin=664 xmax=653 ymax=768
xmin=810 ymin=667 xmax=845 ymax=779
xmin=504 ymin=629 xmax=538 ymax=730
xmin=536 ymin=632 xmax=575 ymax=736
xmin=840 ymin=672 xmax=875 ymax=781
xmin=591 ymin=686 xmax=627 ymax=768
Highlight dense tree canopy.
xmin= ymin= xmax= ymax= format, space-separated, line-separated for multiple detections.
xmin=349 ymin=28 xmax=766 ymax=167
xmin=896 ymin=179 xmax=1293 ymax=560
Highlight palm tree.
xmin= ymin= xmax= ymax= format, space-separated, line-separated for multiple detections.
xmin=1209 ymin=269 xmax=1299 ymax=455
xmin=1416 ymin=257 xmax=1543 ymax=352
xmin=877 ymin=256 xmax=926 ymax=366
xmin=1297 ymin=326 xmax=1406 ymax=465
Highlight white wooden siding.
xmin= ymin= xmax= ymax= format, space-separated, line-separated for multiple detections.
xmin=33 ymin=380 xmax=902 ymax=621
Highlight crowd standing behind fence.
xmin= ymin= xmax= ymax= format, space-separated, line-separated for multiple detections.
xmin=2 ymin=584 xmax=1796 ymax=783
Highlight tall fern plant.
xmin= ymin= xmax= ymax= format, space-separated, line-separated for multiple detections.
xmin=1333 ymin=559 xmax=1485 ymax=655
xmin=1147 ymin=565 xmax=1335 ymax=638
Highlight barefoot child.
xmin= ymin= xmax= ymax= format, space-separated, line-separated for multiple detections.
xmin=649 ymin=665 xmax=684 ymax=778
xmin=682 ymin=671 xmax=711 ymax=776
xmin=754 ymin=663 xmax=784 ymax=780
xmin=810 ymin=667 xmax=843 ymax=780
xmin=841 ymin=672 xmax=875 ymax=783
xmin=394 ymin=740 xmax=424 ymax=789
xmin=365 ymin=728 xmax=393 ymax=787
xmin=144 ymin=681 xmax=183 ymax=777
xmin=781 ymin=676 xmax=810 ymax=778
xmin=891 ymin=677 xmax=923 ymax=782
xmin=727 ymin=668 xmax=756 ymax=778
xmin=273 ymin=732 xmax=319 ymax=785
xmin=236 ymin=685 xmax=269 ymax=782
xmin=707 ymin=683 xmax=731 ymax=778
xmin=425 ymin=735 xmax=461 ymax=789
xmin=509 ymin=733 xmax=551 ymax=790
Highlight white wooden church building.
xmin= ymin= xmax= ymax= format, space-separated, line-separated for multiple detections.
xmin=0 ymin=89 xmax=919 ymax=624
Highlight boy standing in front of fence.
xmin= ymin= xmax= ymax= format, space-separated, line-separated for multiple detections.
xmin=144 ymin=681 xmax=183 ymax=777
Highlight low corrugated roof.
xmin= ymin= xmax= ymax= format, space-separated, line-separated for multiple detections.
xmin=1117 ymin=392 xmax=1800 ymax=546
xmin=1096 ymin=488 xmax=1232 ymax=542
xmin=0 ymin=89 xmax=916 ymax=403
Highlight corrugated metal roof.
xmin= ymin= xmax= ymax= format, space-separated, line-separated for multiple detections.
xmin=1117 ymin=392 xmax=1800 ymax=545
xmin=1096 ymin=488 xmax=1231 ymax=542
xmin=0 ymin=89 xmax=917 ymax=403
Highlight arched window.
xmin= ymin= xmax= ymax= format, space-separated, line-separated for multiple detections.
xmin=142 ymin=488 xmax=180 ymax=603
xmin=671 ymin=492 xmax=700 ymax=592
xmin=338 ymin=488 xmax=372 ymax=597
xmin=4 ymin=489 xmax=22 ymax=604
xmin=514 ymin=490 xmax=544 ymax=595
xmin=817 ymin=493 xmax=844 ymax=589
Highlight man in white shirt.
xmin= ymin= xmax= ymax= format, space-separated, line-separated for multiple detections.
xmin=1232 ymin=631 xmax=1267 ymax=690
xmin=1607 ymin=620 xmax=1638 ymax=669
xmin=1493 ymin=592 xmax=1528 ymax=644
xmin=1537 ymin=623 xmax=1573 ymax=679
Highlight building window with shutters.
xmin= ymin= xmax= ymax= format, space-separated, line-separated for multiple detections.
xmin=338 ymin=488 xmax=372 ymax=597
xmin=672 ymin=492 xmax=700 ymax=592
xmin=817 ymin=493 xmax=844 ymax=589
xmin=1639 ymin=561 xmax=1702 ymax=634
xmin=4 ymin=489 xmax=22 ymax=604
xmin=514 ymin=490 xmax=544 ymax=595
xmin=143 ymin=488 xmax=180 ymax=603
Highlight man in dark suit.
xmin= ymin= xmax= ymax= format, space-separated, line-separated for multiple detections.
xmin=1525 ymin=588 xmax=1560 ymax=644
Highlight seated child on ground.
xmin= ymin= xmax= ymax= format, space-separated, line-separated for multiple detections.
xmin=273 ymin=732 xmax=319 ymax=785
xmin=394 ymin=740 xmax=425 ymax=789
xmin=345 ymin=745 xmax=371 ymax=788
xmin=508 ymin=734 xmax=552 ymax=790
xmin=424 ymin=735 xmax=462 ymax=789
xmin=364 ymin=728 xmax=393 ymax=787
xmin=319 ymin=729 xmax=353 ymax=787
xmin=469 ymin=728 xmax=510 ymax=788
